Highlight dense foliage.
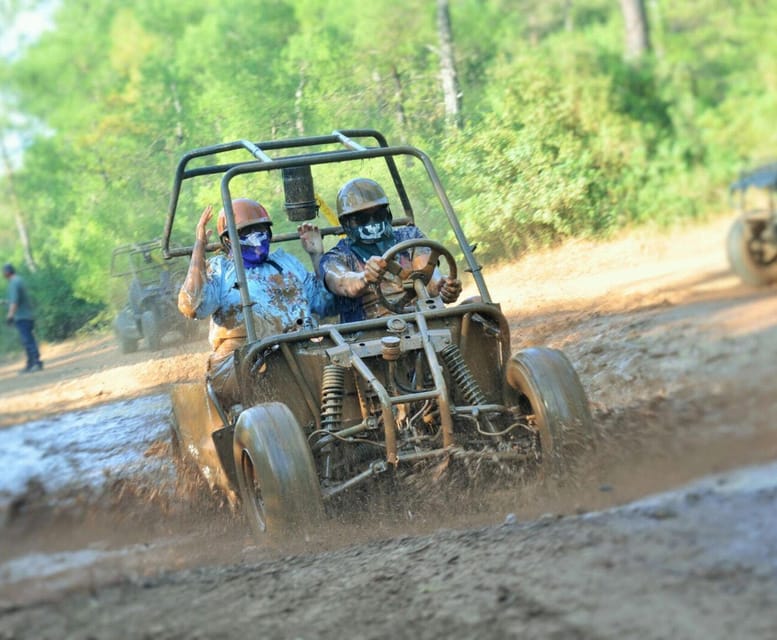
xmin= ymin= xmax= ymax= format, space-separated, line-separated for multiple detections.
xmin=1 ymin=0 xmax=776 ymax=345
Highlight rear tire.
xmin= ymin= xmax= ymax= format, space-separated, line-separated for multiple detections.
xmin=141 ymin=310 xmax=161 ymax=351
xmin=233 ymin=403 xmax=323 ymax=542
xmin=505 ymin=347 xmax=594 ymax=477
xmin=726 ymin=215 xmax=777 ymax=286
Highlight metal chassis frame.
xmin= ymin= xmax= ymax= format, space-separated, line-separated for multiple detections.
xmin=236 ymin=301 xmax=512 ymax=467
xmin=161 ymin=128 xmax=491 ymax=343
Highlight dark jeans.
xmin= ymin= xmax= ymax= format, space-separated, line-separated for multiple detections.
xmin=15 ymin=318 xmax=41 ymax=368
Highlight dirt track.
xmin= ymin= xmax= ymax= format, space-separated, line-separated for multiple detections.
xmin=1 ymin=213 xmax=777 ymax=639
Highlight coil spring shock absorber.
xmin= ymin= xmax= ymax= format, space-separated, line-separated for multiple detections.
xmin=320 ymin=364 xmax=346 ymax=431
xmin=440 ymin=343 xmax=488 ymax=406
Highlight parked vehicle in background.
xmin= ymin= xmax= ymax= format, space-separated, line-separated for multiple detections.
xmin=111 ymin=239 xmax=201 ymax=353
xmin=164 ymin=129 xmax=595 ymax=542
xmin=727 ymin=162 xmax=777 ymax=286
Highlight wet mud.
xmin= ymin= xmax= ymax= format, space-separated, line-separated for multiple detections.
xmin=1 ymin=215 xmax=777 ymax=638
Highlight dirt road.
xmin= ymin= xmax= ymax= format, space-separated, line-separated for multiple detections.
xmin=1 ymin=214 xmax=776 ymax=639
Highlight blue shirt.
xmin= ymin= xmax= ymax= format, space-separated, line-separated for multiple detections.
xmin=6 ymin=275 xmax=34 ymax=321
xmin=319 ymin=226 xmax=426 ymax=322
xmin=195 ymin=249 xmax=334 ymax=349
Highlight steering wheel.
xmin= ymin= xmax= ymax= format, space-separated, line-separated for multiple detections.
xmin=374 ymin=238 xmax=458 ymax=313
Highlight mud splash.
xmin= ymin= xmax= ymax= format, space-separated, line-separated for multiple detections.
xmin=0 ymin=394 xmax=249 ymax=606
xmin=0 ymin=394 xmax=177 ymax=527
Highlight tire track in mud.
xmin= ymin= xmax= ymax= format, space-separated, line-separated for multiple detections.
xmin=2 ymin=215 xmax=777 ymax=637
xmin=3 ymin=462 xmax=777 ymax=640
xmin=499 ymin=265 xmax=777 ymax=514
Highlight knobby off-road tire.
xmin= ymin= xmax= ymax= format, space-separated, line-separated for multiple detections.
xmin=233 ymin=403 xmax=323 ymax=542
xmin=505 ymin=347 xmax=594 ymax=477
xmin=141 ymin=310 xmax=162 ymax=351
xmin=119 ymin=336 xmax=138 ymax=354
xmin=726 ymin=215 xmax=777 ymax=286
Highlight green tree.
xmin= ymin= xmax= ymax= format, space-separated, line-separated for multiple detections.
xmin=1 ymin=0 xmax=776 ymax=346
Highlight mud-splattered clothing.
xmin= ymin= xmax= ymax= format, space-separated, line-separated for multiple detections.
xmin=319 ymin=225 xmax=428 ymax=322
xmin=182 ymin=248 xmax=334 ymax=406
xmin=191 ymin=249 xmax=332 ymax=348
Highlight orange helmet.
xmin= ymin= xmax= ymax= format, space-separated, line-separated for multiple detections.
xmin=216 ymin=198 xmax=272 ymax=239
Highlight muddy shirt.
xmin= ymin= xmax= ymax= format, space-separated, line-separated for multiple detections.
xmin=319 ymin=225 xmax=428 ymax=322
xmin=193 ymin=249 xmax=334 ymax=352
xmin=6 ymin=275 xmax=34 ymax=321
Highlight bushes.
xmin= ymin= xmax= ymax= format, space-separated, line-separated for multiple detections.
xmin=2 ymin=0 xmax=776 ymax=335
xmin=24 ymin=263 xmax=105 ymax=342
xmin=436 ymin=23 xmax=757 ymax=264
xmin=1 ymin=262 xmax=102 ymax=356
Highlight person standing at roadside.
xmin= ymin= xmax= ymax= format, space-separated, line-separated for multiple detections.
xmin=3 ymin=263 xmax=43 ymax=374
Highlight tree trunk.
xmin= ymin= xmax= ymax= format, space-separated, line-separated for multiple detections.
xmin=436 ymin=0 xmax=461 ymax=128
xmin=391 ymin=65 xmax=413 ymax=167
xmin=169 ymin=81 xmax=184 ymax=144
xmin=564 ymin=0 xmax=574 ymax=32
xmin=391 ymin=65 xmax=408 ymax=136
xmin=620 ymin=0 xmax=651 ymax=61
xmin=294 ymin=70 xmax=306 ymax=136
xmin=1 ymin=140 xmax=37 ymax=272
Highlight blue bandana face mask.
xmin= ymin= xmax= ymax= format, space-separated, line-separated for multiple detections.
xmin=238 ymin=230 xmax=271 ymax=268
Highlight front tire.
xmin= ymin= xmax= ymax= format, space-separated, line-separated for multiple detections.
xmin=233 ymin=403 xmax=323 ymax=542
xmin=726 ymin=214 xmax=777 ymax=286
xmin=141 ymin=310 xmax=161 ymax=351
xmin=505 ymin=347 xmax=594 ymax=477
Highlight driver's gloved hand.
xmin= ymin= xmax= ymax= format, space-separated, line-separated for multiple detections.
xmin=363 ymin=256 xmax=387 ymax=284
xmin=439 ymin=277 xmax=462 ymax=304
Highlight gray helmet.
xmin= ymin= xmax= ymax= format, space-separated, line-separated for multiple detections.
xmin=336 ymin=178 xmax=390 ymax=221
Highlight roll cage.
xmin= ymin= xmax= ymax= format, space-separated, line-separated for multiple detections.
xmin=161 ymin=129 xmax=491 ymax=343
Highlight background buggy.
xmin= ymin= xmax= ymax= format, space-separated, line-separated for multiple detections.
xmin=727 ymin=162 xmax=777 ymax=286
xmin=111 ymin=239 xmax=201 ymax=353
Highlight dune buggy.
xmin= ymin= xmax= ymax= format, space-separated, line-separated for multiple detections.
xmin=163 ymin=129 xmax=594 ymax=541
xmin=726 ymin=162 xmax=777 ymax=286
xmin=111 ymin=239 xmax=201 ymax=353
